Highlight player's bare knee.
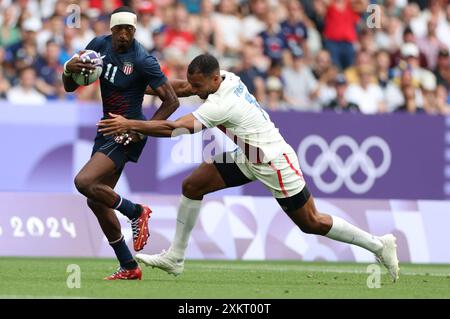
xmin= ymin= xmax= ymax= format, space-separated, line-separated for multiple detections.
xmin=74 ymin=174 xmax=92 ymax=196
xmin=182 ymin=178 xmax=204 ymax=199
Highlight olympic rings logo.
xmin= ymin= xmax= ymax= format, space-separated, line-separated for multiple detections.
xmin=298 ymin=135 xmax=391 ymax=194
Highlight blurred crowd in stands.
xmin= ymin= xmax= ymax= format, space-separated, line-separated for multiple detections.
xmin=1 ymin=0 xmax=450 ymax=114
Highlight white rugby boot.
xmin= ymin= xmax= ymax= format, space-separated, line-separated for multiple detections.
xmin=136 ymin=249 xmax=184 ymax=276
xmin=375 ymin=234 xmax=400 ymax=282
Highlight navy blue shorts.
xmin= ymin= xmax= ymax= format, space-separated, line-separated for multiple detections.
xmin=91 ymin=132 xmax=147 ymax=170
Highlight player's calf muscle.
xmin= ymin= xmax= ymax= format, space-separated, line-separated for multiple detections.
xmin=287 ymin=207 xmax=331 ymax=235
xmin=90 ymin=184 xmax=117 ymax=206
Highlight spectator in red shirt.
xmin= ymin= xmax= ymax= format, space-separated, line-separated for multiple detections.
xmin=323 ymin=0 xmax=365 ymax=70
xmin=89 ymin=0 xmax=123 ymax=14
xmin=163 ymin=3 xmax=195 ymax=54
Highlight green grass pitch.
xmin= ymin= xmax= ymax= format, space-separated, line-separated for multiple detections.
xmin=0 ymin=257 xmax=449 ymax=299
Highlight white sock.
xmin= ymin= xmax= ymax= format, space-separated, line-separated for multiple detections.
xmin=168 ymin=195 xmax=202 ymax=259
xmin=325 ymin=215 xmax=383 ymax=253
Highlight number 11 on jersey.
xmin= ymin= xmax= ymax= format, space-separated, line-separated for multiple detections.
xmin=104 ymin=63 xmax=117 ymax=83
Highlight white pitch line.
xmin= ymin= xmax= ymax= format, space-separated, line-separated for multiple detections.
xmin=188 ymin=264 xmax=450 ymax=277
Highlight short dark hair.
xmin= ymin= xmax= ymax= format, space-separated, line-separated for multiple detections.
xmin=112 ymin=6 xmax=136 ymax=15
xmin=403 ymin=26 xmax=413 ymax=36
xmin=46 ymin=39 xmax=58 ymax=47
xmin=188 ymin=54 xmax=220 ymax=76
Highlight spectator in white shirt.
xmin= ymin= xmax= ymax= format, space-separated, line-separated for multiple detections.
xmin=241 ymin=0 xmax=267 ymax=42
xmin=417 ymin=16 xmax=447 ymax=70
xmin=346 ymin=65 xmax=386 ymax=114
xmin=71 ymin=14 xmax=96 ymax=53
xmin=384 ymin=67 xmax=425 ymax=112
xmin=282 ymin=49 xmax=321 ymax=111
xmin=214 ymin=0 xmax=242 ymax=56
xmin=6 ymin=66 xmax=46 ymax=105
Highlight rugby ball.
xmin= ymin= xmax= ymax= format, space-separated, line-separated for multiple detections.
xmin=72 ymin=50 xmax=103 ymax=86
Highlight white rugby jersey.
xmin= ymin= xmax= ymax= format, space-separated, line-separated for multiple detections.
xmin=192 ymin=70 xmax=290 ymax=163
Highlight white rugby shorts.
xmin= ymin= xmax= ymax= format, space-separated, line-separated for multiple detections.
xmin=230 ymin=146 xmax=306 ymax=198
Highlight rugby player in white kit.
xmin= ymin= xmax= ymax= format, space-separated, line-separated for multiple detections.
xmin=97 ymin=54 xmax=400 ymax=282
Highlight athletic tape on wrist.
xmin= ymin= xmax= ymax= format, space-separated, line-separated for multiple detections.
xmin=63 ymin=54 xmax=79 ymax=76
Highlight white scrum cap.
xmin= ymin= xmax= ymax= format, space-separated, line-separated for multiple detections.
xmin=110 ymin=11 xmax=137 ymax=29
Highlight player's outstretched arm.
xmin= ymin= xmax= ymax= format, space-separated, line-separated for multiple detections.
xmin=97 ymin=113 xmax=204 ymax=138
xmin=145 ymin=80 xmax=194 ymax=98
xmin=149 ymin=81 xmax=180 ymax=120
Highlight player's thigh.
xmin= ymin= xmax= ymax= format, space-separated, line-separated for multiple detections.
xmin=253 ymin=151 xmax=326 ymax=228
xmin=212 ymin=151 xmax=255 ymax=188
xmin=100 ymin=166 xmax=123 ymax=189
xmin=183 ymin=152 xmax=254 ymax=196
xmin=253 ymin=151 xmax=306 ymax=201
xmin=75 ymin=152 xmax=119 ymax=187
xmin=255 ymin=158 xmax=313 ymax=223
xmin=90 ymin=133 xmax=132 ymax=174
xmin=182 ymin=161 xmax=227 ymax=197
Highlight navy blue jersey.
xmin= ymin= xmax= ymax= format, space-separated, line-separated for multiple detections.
xmin=258 ymin=30 xmax=287 ymax=62
xmin=85 ymin=35 xmax=167 ymax=119
xmin=280 ymin=20 xmax=308 ymax=55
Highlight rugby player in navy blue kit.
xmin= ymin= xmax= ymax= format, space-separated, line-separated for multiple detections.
xmin=62 ymin=7 xmax=179 ymax=280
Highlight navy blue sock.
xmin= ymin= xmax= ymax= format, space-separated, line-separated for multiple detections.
xmin=110 ymin=235 xmax=138 ymax=270
xmin=113 ymin=195 xmax=142 ymax=220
